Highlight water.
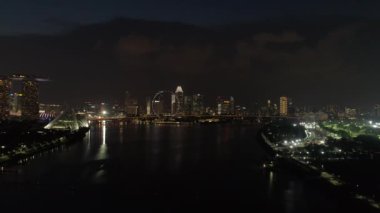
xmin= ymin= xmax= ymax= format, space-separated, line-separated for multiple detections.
xmin=0 ymin=123 xmax=375 ymax=212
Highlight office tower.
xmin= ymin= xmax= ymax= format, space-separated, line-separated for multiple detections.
xmin=216 ymin=96 xmax=234 ymax=115
xmin=146 ymin=97 xmax=151 ymax=115
xmin=184 ymin=96 xmax=192 ymax=115
xmin=127 ymin=99 xmax=139 ymax=116
xmin=124 ymin=91 xmax=139 ymax=116
xmin=175 ymin=86 xmax=184 ymax=114
xmin=287 ymin=98 xmax=295 ymax=116
xmin=192 ymin=94 xmax=204 ymax=116
xmin=21 ymin=78 xmax=39 ymax=120
xmin=345 ymin=107 xmax=357 ymax=118
xmin=0 ymin=76 xmax=11 ymax=120
xmin=171 ymin=94 xmax=176 ymax=115
xmin=279 ymin=96 xmax=288 ymax=116
xmin=374 ymin=105 xmax=380 ymax=117
xmin=9 ymin=93 xmax=22 ymax=117
xmin=229 ymin=96 xmax=235 ymax=115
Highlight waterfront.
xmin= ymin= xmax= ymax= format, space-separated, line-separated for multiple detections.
xmin=0 ymin=123 xmax=376 ymax=212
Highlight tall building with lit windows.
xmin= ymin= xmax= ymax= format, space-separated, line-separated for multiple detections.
xmin=175 ymin=86 xmax=184 ymax=114
xmin=192 ymin=94 xmax=204 ymax=116
xmin=21 ymin=78 xmax=40 ymax=120
xmin=0 ymin=76 xmax=11 ymax=120
xmin=279 ymin=96 xmax=288 ymax=116
xmin=146 ymin=97 xmax=151 ymax=115
xmin=8 ymin=74 xmax=48 ymax=120
xmin=216 ymin=96 xmax=235 ymax=115
xmin=124 ymin=91 xmax=139 ymax=116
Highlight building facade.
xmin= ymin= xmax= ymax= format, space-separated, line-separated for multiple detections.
xmin=21 ymin=79 xmax=40 ymax=120
xmin=216 ymin=96 xmax=235 ymax=115
xmin=192 ymin=94 xmax=204 ymax=116
xmin=175 ymin=86 xmax=184 ymax=115
xmin=279 ymin=96 xmax=288 ymax=116
xmin=0 ymin=76 xmax=11 ymax=120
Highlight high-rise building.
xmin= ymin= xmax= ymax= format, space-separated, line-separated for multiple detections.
xmin=175 ymin=86 xmax=184 ymax=115
xmin=279 ymin=96 xmax=288 ymax=116
xmin=192 ymin=94 xmax=204 ymax=116
xmin=124 ymin=91 xmax=139 ymax=116
xmin=216 ymin=96 xmax=235 ymax=115
xmin=146 ymin=97 xmax=151 ymax=115
xmin=287 ymin=98 xmax=295 ymax=116
xmin=0 ymin=74 xmax=48 ymax=120
xmin=171 ymin=94 xmax=176 ymax=115
xmin=21 ymin=78 xmax=40 ymax=120
xmin=374 ymin=104 xmax=380 ymax=117
xmin=9 ymin=93 xmax=22 ymax=117
xmin=183 ymin=96 xmax=192 ymax=115
xmin=229 ymin=96 xmax=235 ymax=115
xmin=345 ymin=107 xmax=357 ymax=118
xmin=0 ymin=76 xmax=11 ymax=120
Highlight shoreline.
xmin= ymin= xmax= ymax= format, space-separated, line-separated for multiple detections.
xmin=257 ymin=128 xmax=380 ymax=211
xmin=0 ymin=128 xmax=89 ymax=167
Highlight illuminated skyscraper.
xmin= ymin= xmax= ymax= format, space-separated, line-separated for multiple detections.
xmin=146 ymin=97 xmax=151 ymax=115
xmin=184 ymin=96 xmax=192 ymax=115
xmin=171 ymin=94 xmax=176 ymax=115
xmin=9 ymin=93 xmax=23 ymax=117
xmin=175 ymin=86 xmax=184 ymax=114
xmin=192 ymin=94 xmax=204 ymax=116
xmin=21 ymin=78 xmax=39 ymax=120
xmin=216 ymin=96 xmax=235 ymax=115
xmin=124 ymin=91 xmax=139 ymax=116
xmin=0 ymin=76 xmax=11 ymax=120
xmin=374 ymin=104 xmax=380 ymax=117
xmin=279 ymin=96 xmax=288 ymax=116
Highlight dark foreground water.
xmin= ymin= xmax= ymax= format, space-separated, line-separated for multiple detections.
xmin=0 ymin=123 xmax=376 ymax=212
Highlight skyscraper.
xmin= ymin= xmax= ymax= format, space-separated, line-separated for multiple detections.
xmin=175 ymin=86 xmax=184 ymax=115
xmin=279 ymin=96 xmax=288 ymax=116
xmin=0 ymin=76 xmax=11 ymax=120
xmin=171 ymin=94 xmax=176 ymax=115
xmin=192 ymin=94 xmax=204 ymax=116
xmin=124 ymin=91 xmax=139 ymax=116
xmin=21 ymin=78 xmax=39 ymax=120
xmin=146 ymin=97 xmax=151 ymax=115
xmin=216 ymin=96 xmax=235 ymax=115
xmin=184 ymin=95 xmax=193 ymax=115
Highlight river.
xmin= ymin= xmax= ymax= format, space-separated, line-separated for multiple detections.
xmin=0 ymin=122 xmax=374 ymax=212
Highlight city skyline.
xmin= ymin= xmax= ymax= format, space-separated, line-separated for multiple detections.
xmin=2 ymin=2 xmax=380 ymax=212
xmin=3 ymin=72 xmax=380 ymax=121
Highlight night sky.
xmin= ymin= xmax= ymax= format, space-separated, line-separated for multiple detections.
xmin=1 ymin=0 xmax=380 ymax=108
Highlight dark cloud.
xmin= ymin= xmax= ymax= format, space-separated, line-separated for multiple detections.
xmin=253 ymin=32 xmax=304 ymax=45
xmin=43 ymin=17 xmax=80 ymax=31
xmin=0 ymin=17 xmax=379 ymax=108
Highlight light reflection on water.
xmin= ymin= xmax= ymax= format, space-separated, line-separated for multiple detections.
xmin=268 ymin=171 xmax=274 ymax=197
xmin=95 ymin=121 xmax=108 ymax=160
